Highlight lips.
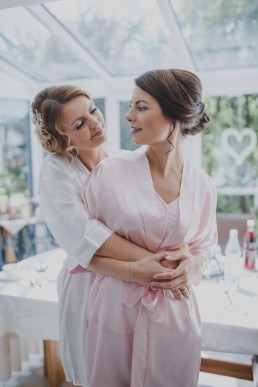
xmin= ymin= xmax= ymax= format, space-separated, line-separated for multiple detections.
xmin=91 ymin=128 xmax=104 ymax=138
xmin=131 ymin=126 xmax=142 ymax=134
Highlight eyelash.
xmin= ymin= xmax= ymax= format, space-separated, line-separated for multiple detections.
xmin=76 ymin=120 xmax=84 ymax=130
xmin=129 ymin=105 xmax=147 ymax=111
xmin=74 ymin=107 xmax=98 ymax=130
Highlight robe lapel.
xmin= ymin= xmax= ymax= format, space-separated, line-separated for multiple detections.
xmin=177 ymin=159 xmax=195 ymax=243
xmin=131 ymin=152 xmax=165 ymax=252
xmin=159 ymin=159 xmax=194 ymax=249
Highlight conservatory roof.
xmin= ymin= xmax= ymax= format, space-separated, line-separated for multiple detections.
xmin=0 ymin=0 xmax=258 ymax=95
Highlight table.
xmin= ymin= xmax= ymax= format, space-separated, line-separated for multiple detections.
xmin=0 ymin=248 xmax=258 ymax=386
xmin=0 ymin=216 xmax=46 ymax=265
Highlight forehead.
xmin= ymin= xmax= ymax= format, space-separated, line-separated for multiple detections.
xmin=131 ymin=85 xmax=158 ymax=106
xmin=60 ymin=95 xmax=91 ymax=120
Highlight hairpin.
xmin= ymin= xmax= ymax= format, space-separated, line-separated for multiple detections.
xmin=34 ymin=109 xmax=43 ymax=130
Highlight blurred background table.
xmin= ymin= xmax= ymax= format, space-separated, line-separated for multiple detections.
xmin=0 ymin=248 xmax=257 ymax=386
xmin=0 ymin=215 xmax=57 ymax=268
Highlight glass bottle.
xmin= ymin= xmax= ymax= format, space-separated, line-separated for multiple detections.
xmin=243 ymin=219 xmax=257 ymax=270
xmin=224 ymin=229 xmax=242 ymax=285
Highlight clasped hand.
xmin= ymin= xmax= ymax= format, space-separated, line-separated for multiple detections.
xmin=130 ymin=246 xmax=200 ymax=300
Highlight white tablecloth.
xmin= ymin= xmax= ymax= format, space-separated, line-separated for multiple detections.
xmin=0 ymin=216 xmax=44 ymax=236
xmin=0 ymin=248 xmax=258 ymax=382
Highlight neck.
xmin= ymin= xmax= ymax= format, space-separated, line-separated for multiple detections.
xmin=78 ymin=146 xmax=107 ymax=171
xmin=146 ymin=139 xmax=184 ymax=177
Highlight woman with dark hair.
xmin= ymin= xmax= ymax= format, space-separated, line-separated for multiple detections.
xmin=82 ymin=68 xmax=217 ymax=387
xmin=31 ymin=84 xmax=188 ymax=387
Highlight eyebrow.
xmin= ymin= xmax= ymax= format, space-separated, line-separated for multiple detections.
xmin=130 ymin=99 xmax=149 ymax=105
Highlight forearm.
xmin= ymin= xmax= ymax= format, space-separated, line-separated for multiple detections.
xmin=88 ymin=252 xmax=192 ymax=296
xmin=96 ymin=233 xmax=152 ymax=262
xmin=87 ymin=255 xmax=130 ymax=281
xmin=87 ymin=252 xmax=176 ymax=286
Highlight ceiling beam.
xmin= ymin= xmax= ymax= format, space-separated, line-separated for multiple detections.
xmin=0 ymin=0 xmax=61 ymax=9
xmin=157 ymin=0 xmax=196 ymax=71
xmin=199 ymin=66 xmax=258 ymax=97
xmin=0 ymin=56 xmax=38 ymax=89
xmin=26 ymin=4 xmax=112 ymax=85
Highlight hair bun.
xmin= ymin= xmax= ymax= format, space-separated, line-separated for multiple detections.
xmin=187 ymin=111 xmax=210 ymax=136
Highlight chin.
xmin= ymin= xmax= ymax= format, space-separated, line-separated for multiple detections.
xmin=96 ymin=135 xmax=106 ymax=144
xmin=131 ymin=138 xmax=144 ymax=146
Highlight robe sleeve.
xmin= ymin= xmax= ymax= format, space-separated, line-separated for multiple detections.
xmin=81 ymin=156 xmax=122 ymax=226
xmin=189 ymin=176 xmax=218 ymax=284
xmin=39 ymin=155 xmax=113 ymax=268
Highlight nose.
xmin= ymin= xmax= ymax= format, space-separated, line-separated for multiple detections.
xmin=124 ymin=107 xmax=135 ymax=122
xmin=89 ymin=115 xmax=102 ymax=130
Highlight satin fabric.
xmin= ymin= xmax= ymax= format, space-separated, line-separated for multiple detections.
xmin=82 ymin=151 xmax=217 ymax=387
xmin=39 ymin=153 xmax=113 ymax=386
xmin=39 ymin=153 xmax=113 ymax=272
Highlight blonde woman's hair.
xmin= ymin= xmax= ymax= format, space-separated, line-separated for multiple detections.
xmin=31 ymin=85 xmax=91 ymax=160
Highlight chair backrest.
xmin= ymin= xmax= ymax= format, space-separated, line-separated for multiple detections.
xmin=216 ymin=213 xmax=255 ymax=254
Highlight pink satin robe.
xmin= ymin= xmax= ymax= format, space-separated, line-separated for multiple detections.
xmin=81 ymin=151 xmax=217 ymax=387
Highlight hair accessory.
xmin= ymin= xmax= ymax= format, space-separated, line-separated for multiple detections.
xmin=34 ymin=109 xmax=43 ymax=130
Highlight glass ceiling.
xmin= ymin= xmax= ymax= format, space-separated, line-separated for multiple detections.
xmin=46 ymin=0 xmax=178 ymax=76
xmin=0 ymin=6 xmax=96 ymax=82
xmin=0 ymin=0 xmax=257 ymax=85
xmin=171 ymin=0 xmax=258 ymax=70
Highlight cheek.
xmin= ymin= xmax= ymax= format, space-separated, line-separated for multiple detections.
xmin=146 ymin=116 xmax=165 ymax=132
xmin=96 ymin=111 xmax=104 ymax=125
xmin=70 ymin=131 xmax=90 ymax=146
xmin=142 ymin=114 xmax=157 ymax=128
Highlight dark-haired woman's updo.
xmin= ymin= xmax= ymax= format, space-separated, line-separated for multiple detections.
xmin=135 ymin=68 xmax=210 ymax=135
xmin=31 ymin=85 xmax=90 ymax=159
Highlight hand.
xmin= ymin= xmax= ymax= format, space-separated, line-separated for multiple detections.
xmin=130 ymin=252 xmax=177 ymax=287
xmin=159 ymin=246 xmax=191 ymax=300
xmin=170 ymin=284 xmax=191 ymax=300
xmin=130 ymin=250 xmax=191 ymax=300
xmin=151 ymin=251 xmax=206 ymax=291
xmin=159 ymin=245 xmax=189 ymax=270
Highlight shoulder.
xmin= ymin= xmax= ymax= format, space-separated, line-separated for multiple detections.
xmin=186 ymin=160 xmax=216 ymax=195
xmin=98 ymin=149 xmax=142 ymax=169
xmin=40 ymin=153 xmax=83 ymax=183
xmin=88 ymin=150 xmax=144 ymax=185
xmin=41 ymin=153 xmax=70 ymax=171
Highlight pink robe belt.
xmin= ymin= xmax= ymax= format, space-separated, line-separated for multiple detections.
xmin=122 ymin=286 xmax=173 ymax=325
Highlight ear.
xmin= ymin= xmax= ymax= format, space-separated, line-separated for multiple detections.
xmin=169 ymin=119 xmax=180 ymax=131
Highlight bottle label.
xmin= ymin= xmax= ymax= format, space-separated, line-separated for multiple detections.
xmin=244 ymin=247 xmax=257 ymax=270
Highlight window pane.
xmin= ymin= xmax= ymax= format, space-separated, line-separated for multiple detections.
xmin=0 ymin=7 xmax=96 ymax=81
xmin=171 ymin=0 xmax=258 ymax=69
xmin=119 ymin=101 xmax=139 ymax=151
xmin=94 ymin=98 xmax=105 ymax=120
xmin=202 ymin=95 xmax=258 ymax=216
xmin=0 ymin=99 xmax=31 ymax=214
xmin=46 ymin=0 xmax=179 ymax=75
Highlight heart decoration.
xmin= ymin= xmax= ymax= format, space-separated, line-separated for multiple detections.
xmin=221 ymin=128 xmax=257 ymax=166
